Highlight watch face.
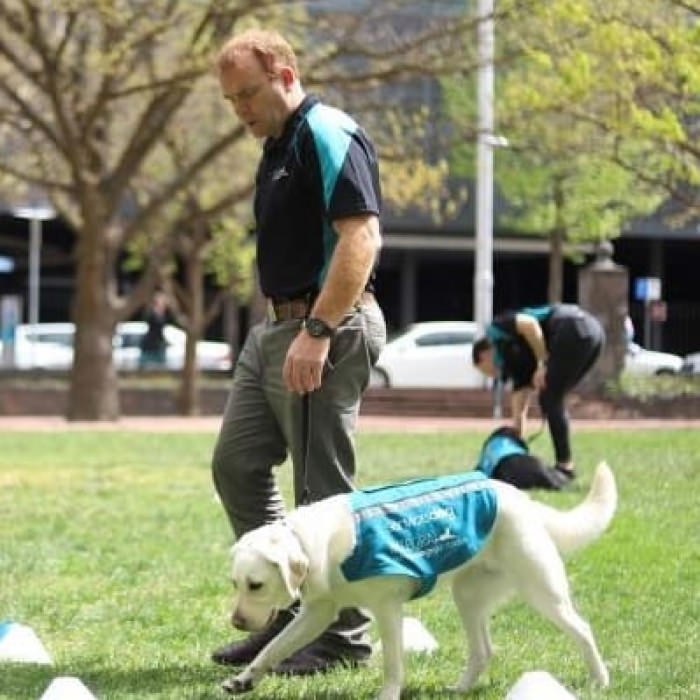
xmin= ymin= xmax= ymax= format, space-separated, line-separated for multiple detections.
xmin=306 ymin=318 xmax=332 ymax=337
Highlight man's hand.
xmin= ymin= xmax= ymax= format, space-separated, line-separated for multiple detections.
xmin=283 ymin=330 xmax=331 ymax=394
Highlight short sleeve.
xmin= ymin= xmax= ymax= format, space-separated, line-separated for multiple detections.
xmin=306 ymin=104 xmax=381 ymax=221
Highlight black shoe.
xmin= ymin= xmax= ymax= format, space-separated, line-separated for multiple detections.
xmin=211 ymin=607 xmax=296 ymax=666
xmin=272 ymin=631 xmax=372 ymax=676
xmin=551 ymin=465 xmax=577 ymax=489
xmin=555 ymin=465 xmax=577 ymax=482
xmin=540 ymin=467 xmax=568 ymax=490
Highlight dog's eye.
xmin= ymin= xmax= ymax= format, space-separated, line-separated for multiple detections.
xmin=248 ymin=581 xmax=263 ymax=592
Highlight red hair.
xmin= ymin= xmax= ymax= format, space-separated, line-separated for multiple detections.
xmin=217 ymin=29 xmax=299 ymax=78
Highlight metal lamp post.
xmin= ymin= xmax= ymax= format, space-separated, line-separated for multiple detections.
xmin=12 ymin=203 xmax=57 ymax=366
xmin=475 ymin=0 xmax=509 ymax=415
xmin=474 ymin=0 xmax=495 ymax=339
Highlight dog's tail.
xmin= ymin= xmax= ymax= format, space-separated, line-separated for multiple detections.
xmin=533 ymin=462 xmax=617 ymax=556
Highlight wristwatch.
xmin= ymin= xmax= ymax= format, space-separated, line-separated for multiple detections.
xmin=303 ymin=317 xmax=335 ymax=338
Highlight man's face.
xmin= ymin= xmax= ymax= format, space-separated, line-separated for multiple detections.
xmin=475 ymin=347 xmax=497 ymax=378
xmin=219 ymin=50 xmax=290 ymax=139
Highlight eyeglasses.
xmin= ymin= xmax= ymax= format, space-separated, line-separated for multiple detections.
xmin=225 ymin=74 xmax=279 ymax=108
xmin=228 ymin=83 xmax=264 ymax=107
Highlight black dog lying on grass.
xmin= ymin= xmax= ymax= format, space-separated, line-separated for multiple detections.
xmin=475 ymin=426 xmax=569 ymax=490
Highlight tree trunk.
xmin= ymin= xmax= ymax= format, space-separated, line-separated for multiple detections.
xmin=548 ymin=179 xmax=566 ymax=303
xmin=223 ymin=294 xmax=241 ymax=361
xmin=177 ymin=255 xmax=203 ymax=416
xmin=67 ymin=227 xmax=119 ymax=421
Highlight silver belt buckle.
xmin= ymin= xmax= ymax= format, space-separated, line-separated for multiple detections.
xmin=267 ymin=300 xmax=278 ymax=323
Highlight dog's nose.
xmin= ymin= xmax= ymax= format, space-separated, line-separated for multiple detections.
xmin=231 ymin=610 xmax=248 ymax=630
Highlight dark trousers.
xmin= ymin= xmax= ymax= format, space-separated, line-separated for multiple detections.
xmin=538 ymin=307 xmax=605 ymax=463
xmin=211 ymin=300 xmax=386 ymax=647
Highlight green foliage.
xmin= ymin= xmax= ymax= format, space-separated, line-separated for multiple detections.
xmin=444 ymin=0 xmax=676 ymax=247
xmin=1 ymin=427 xmax=699 ymax=699
xmin=206 ymin=215 xmax=255 ymax=299
xmin=499 ymin=0 xmax=700 ymax=217
xmin=608 ymin=371 xmax=700 ymax=399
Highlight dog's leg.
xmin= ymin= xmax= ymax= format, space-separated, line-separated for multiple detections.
xmin=512 ymin=539 xmax=610 ymax=687
xmin=521 ymin=586 xmax=609 ymax=686
xmin=451 ymin=567 xmax=512 ymax=693
xmin=222 ymin=600 xmax=338 ymax=695
xmin=371 ymin=602 xmax=405 ymax=700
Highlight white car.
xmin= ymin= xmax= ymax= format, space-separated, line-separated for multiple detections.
xmin=370 ymin=321 xmax=485 ymax=389
xmin=0 ymin=322 xmax=232 ymax=371
xmin=0 ymin=322 xmax=75 ymax=369
xmin=681 ymin=352 xmax=700 ymax=375
xmin=624 ymin=342 xmax=683 ymax=376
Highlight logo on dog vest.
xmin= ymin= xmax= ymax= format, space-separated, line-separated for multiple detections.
xmin=341 ymin=472 xmax=498 ymax=598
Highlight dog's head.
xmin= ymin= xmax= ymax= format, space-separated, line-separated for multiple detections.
xmin=229 ymin=522 xmax=309 ymax=631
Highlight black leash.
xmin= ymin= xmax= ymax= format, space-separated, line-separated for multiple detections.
xmin=526 ymin=415 xmax=547 ymax=445
xmin=299 ymin=391 xmax=312 ymax=506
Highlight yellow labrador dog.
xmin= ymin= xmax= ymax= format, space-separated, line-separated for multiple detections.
xmin=222 ymin=463 xmax=616 ymax=699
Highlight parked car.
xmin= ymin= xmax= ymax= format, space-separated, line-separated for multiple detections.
xmin=681 ymin=351 xmax=700 ymax=375
xmin=112 ymin=321 xmax=232 ymax=371
xmin=0 ymin=322 xmax=232 ymax=371
xmin=624 ymin=342 xmax=683 ymax=376
xmin=0 ymin=322 xmax=74 ymax=370
xmin=370 ymin=321 xmax=485 ymax=388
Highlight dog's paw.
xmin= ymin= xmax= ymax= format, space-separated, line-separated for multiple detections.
xmin=221 ymin=675 xmax=254 ymax=695
xmin=376 ymin=686 xmax=401 ymax=700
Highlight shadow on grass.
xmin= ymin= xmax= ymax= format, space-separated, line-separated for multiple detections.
xmin=0 ymin=663 xmax=55 ymax=700
xmin=0 ymin=661 xmax=502 ymax=699
xmin=0 ymin=661 xmax=224 ymax=700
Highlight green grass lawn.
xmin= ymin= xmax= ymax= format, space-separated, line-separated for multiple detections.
xmin=0 ymin=428 xmax=698 ymax=699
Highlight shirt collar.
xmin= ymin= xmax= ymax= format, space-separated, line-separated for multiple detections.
xmin=264 ymin=94 xmax=319 ymax=153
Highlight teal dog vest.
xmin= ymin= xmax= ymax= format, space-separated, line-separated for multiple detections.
xmin=475 ymin=433 xmax=528 ymax=478
xmin=340 ymin=472 xmax=498 ymax=598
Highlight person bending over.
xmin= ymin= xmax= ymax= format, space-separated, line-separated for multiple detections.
xmin=472 ymin=304 xmax=604 ymax=482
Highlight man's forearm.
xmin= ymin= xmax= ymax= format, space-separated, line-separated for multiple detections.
xmin=311 ymin=214 xmax=381 ymax=327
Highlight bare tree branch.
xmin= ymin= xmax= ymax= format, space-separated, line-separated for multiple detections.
xmin=122 ymin=123 xmax=247 ymax=240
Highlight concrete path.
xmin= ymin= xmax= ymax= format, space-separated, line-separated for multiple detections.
xmin=0 ymin=414 xmax=698 ymax=433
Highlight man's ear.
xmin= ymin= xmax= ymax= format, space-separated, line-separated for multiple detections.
xmin=279 ymin=65 xmax=295 ymax=90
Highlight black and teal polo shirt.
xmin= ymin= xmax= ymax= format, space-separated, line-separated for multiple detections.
xmin=254 ymin=95 xmax=381 ymax=300
xmin=340 ymin=472 xmax=498 ymax=598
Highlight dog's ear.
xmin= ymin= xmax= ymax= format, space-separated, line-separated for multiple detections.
xmin=279 ymin=550 xmax=309 ymax=600
xmin=259 ymin=528 xmax=309 ymax=600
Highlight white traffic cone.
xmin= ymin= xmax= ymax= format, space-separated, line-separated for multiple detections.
xmin=39 ymin=677 xmax=98 ymax=700
xmin=0 ymin=620 xmax=52 ymax=665
xmin=401 ymin=616 xmax=439 ymax=654
xmin=374 ymin=616 xmax=439 ymax=656
xmin=505 ymin=670 xmax=577 ymax=700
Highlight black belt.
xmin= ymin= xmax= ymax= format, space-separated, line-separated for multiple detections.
xmin=267 ymin=291 xmax=375 ymax=323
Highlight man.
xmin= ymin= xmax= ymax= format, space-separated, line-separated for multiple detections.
xmin=472 ymin=304 xmax=604 ymax=482
xmin=210 ymin=29 xmax=386 ymax=675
